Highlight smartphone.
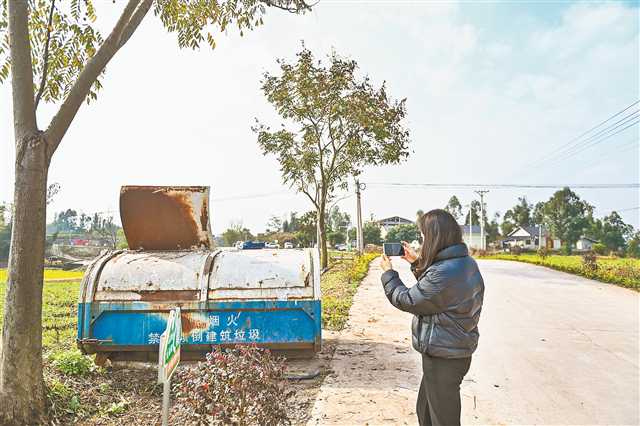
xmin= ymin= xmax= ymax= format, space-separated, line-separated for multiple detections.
xmin=383 ymin=242 xmax=405 ymax=257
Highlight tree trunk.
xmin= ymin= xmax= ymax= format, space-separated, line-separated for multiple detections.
xmin=317 ymin=203 xmax=328 ymax=269
xmin=0 ymin=133 xmax=49 ymax=425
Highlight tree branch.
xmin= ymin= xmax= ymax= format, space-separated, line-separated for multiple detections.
xmin=45 ymin=0 xmax=152 ymax=157
xmin=260 ymin=0 xmax=314 ymax=13
xmin=117 ymin=0 xmax=153 ymax=49
xmin=7 ymin=0 xmax=38 ymax=139
xmin=301 ymin=187 xmax=319 ymax=209
xmin=34 ymin=0 xmax=56 ymax=112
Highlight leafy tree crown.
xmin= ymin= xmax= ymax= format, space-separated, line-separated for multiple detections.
xmin=254 ymin=45 xmax=410 ymax=207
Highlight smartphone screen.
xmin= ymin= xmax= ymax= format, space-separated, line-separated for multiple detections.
xmin=383 ymin=242 xmax=404 ymax=256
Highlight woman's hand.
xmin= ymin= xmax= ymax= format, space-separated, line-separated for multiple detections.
xmin=401 ymin=241 xmax=418 ymax=264
xmin=380 ymin=254 xmax=393 ymax=272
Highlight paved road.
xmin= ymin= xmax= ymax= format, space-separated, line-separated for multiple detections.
xmin=308 ymin=258 xmax=639 ymax=425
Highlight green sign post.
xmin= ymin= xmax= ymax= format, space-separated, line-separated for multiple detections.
xmin=158 ymin=308 xmax=181 ymax=426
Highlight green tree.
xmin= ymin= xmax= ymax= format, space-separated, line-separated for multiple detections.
xmin=485 ymin=212 xmax=501 ymax=243
xmin=599 ymin=211 xmax=633 ymax=252
xmin=464 ymin=200 xmax=484 ymax=227
xmin=444 ymin=196 xmax=462 ymax=222
xmin=222 ymin=222 xmax=253 ymax=246
xmin=541 ymin=188 xmax=593 ymax=252
xmin=502 ymin=197 xmax=533 ymax=235
xmin=49 ymin=208 xmax=79 ymax=233
xmin=0 ymin=223 xmax=11 ymax=261
xmin=0 ymin=203 xmax=10 ymax=261
xmin=0 ymin=203 xmax=5 ymax=228
xmin=254 ymin=46 xmax=410 ymax=267
xmin=282 ymin=211 xmax=300 ymax=233
xmin=0 ymin=1 xmax=311 ymax=421
xmin=294 ymin=211 xmax=317 ymax=247
xmin=627 ymin=231 xmax=640 ymax=258
xmin=266 ymin=215 xmax=283 ymax=233
xmin=327 ymin=230 xmax=346 ymax=247
xmin=327 ymin=206 xmax=351 ymax=233
xmin=385 ymin=223 xmax=420 ymax=243
xmin=532 ymin=201 xmax=545 ymax=225
xmin=89 ymin=213 xmax=119 ymax=249
xmin=349 ymin=222 xmax=382 ymax=245
xmin=363 ymin=222 xmax=382 ymax=245
xmin=116 ymin=228 xmax=128 ymax=249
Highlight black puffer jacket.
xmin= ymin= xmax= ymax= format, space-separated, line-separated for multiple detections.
xmin=381 ymin=243 xmax=484 ymax=358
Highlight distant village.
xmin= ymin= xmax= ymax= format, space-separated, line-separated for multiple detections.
xmin=2 ymin=187 xmax=635 ymax=269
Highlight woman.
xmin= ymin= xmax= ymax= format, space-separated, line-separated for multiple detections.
xmin=380 ymin=209 xmax=484 ymax=426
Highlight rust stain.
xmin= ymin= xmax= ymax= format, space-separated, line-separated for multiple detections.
xmin=136 ymin=290 xmax=199 ymax=302
xmin=181 ymin=312 xmax=210 ymax=334
xmin=200 ymin=201 xmax=208 ymax=234
xmin=120 ymin=186 xmax=212 ymax=250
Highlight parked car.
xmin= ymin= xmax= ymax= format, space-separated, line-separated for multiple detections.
xmin=241 ymin=241 xmax=266 ymax=250
xmin=265 ymin=242 xmax=280 ymax=249
xmin=284 ymin=242 xmax=294 ymax=249
xmin=335 ymin=243 xmax=348 ymax=251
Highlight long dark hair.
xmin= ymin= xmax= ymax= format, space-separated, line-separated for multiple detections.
xmin=415 ymin=209 xmax=463 ymax=276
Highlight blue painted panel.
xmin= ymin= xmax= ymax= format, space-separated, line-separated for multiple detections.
xmin=78 ymin=300 xmax=321 ymax=349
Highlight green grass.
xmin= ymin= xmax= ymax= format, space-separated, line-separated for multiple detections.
xmin=479 ymin=253 xmax=640 ymax=290
xmin=0 ymin=268 xmax=84 ymax=283
xmin=321 ymin=252 xmax=379 ymax=330
xmin=0 ymin=280 xmax=80 ymax=351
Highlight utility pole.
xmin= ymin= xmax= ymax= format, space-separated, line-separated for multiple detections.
xmin=474 ymin=190 xmax=489 ymax=251
xmin=355 ymin=180 xmax=365 ymax=254
xmin=538 ymin=224 xmax=543 ymax=249
xmin=467 ymin=203 xmax=473 ymax=250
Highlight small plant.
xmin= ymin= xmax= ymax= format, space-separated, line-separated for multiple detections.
xmin=592 ymin=243 xmax=607 ymax=255
xmin=46 ymin=378 xmax=82 ymax=417
xmin=511 ymin=245 xmax=522 ymax=256
xmin=51 ymin=350 xmax=93 ymax=376
xmin=46 ymin=378 xmax=72 ymax=408
xmin=582 ymin=251 xmax=598 ymax=273
xmin=537 ymin=246 xmax=549 ymax=260
xmin=102 ymin=398 xmax=129 ymax=416
xmin=67 ymin=395 xmax=82 ymax=414
xmin=174 ymin=345 xmax=293 ymax=425
xmin=561 ymin=244 xmax=573 ymax=255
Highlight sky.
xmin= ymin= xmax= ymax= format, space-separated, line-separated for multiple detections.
xmin=1 ymin=0 xmax=639 ymax=235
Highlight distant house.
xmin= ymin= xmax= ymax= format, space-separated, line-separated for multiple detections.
xmin=503 ymin=226 xmax=561 ymax=251
xmin=575 ymin=236 xmax=598 ymax=251
xmin=460 ymin=225 xmax=485 ymax=250
xmin=377 ymin=216 xmax=414 ymax=239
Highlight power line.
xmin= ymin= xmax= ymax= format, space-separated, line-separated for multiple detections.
xmin=528 ymin=100 xmax=640 ymax=168
xmin=364 ymin=182 xmax=639 ymax=189
xmin=541 ymin=114 xmax=639 ymax=167
xmin=615 ymin=206 xmax=640 ymax=213
xmin=580 ymin=137 xmax=638 ymax=170
xmin=211 ymin=191 xmax=291 ymax=202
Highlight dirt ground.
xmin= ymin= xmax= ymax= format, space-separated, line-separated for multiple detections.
xmin=307 ymin=257 xmax=420 ymax=425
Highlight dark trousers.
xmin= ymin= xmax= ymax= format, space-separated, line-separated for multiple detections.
xmin=417 ymin=354 xmax=472 ymax=426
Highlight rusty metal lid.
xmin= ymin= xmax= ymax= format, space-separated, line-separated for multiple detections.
xmin=120 ymin=186 xmax=213 ymax=250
